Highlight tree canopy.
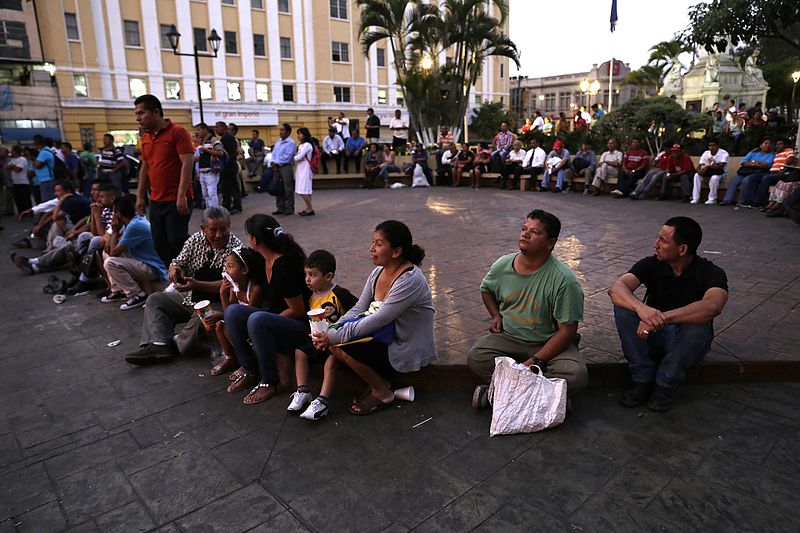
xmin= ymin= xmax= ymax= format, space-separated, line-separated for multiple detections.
xmin=682 ymin=0 xmax=800 ymax=54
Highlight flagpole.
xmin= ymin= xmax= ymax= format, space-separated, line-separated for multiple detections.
xmin=609 ymin=0 xmax=618 ymax=113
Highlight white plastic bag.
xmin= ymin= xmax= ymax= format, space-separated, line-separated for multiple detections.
xmin=488 ymin=356 xmax=567 ymax=436
xmin=411 ymin=164 xmax=430 ymax=187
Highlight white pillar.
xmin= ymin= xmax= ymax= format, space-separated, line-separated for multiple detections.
xmin=175 ymin=0 xmax=197 ymax=104
xmin=207 ymin=0 xmax=227 ymax=101
xmin=237 ymin=0 xmax=256 ymax=102
xmin=140 ymin=0 xmax=165 ymax=99
xmin=302 ymin=0 xmax=316 ymax=104
xmin=89 ymin=0 xmax=113 ymax=99
xmin=104 ymin=0 xmax=129 ymax=100
xmin=266 ymin=0 xmax=282 ymax=102
xmin=291 ymin=0 xmax=306 ymax=103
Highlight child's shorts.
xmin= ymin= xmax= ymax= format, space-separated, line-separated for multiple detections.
xmin=296 ymin=342 xmax=331 ymax=364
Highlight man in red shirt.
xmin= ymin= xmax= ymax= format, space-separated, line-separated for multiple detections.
xmin=659 ymin=144 xmax=696 ymax=202
xmin=134 ymin=94 xmax=195 ymax=264
xmin=612 ymin=138 xmax=650 ymax=198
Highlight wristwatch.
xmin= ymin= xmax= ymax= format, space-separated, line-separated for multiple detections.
xmin=532 ymin=356 xmax=547 ymax=369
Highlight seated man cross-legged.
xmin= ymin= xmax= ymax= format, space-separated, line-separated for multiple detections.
xmin=468 ymin=210 xmax=588 ymax=410
xmin=608 ymin=216 xmax=728 ymax=412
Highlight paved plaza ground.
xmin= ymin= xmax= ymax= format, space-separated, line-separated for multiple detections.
xmin=1 ymin=187 xmax=799 ymax=531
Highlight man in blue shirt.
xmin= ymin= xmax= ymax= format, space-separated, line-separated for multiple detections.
xmin=32 ymin=135 xmax=56 ymax=201
xmin=102 ymin=194 xmax=167 ymax=310
xmin=719 ymin=138 xmax=775 ymax=206
xmin=271 ymin=122 xmax=297 ymax=216
xmin=344 ymin=130 xmax=366 ymax=173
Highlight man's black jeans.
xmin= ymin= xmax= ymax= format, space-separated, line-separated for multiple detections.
xmin=150 ymin=200 xmax=190 ymax=266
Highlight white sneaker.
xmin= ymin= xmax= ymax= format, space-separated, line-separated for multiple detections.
xmin=704 ymin=199 xmax=716 ymax=205
xmin=690 ymin=199 xmax=699 ymax=204
xmin=299 ymin=398 xmax=329 ymax=420
xmin=611 ymin=189 xmax=623 ymax=196
xmin=287 ymin=390 xmax=313 ymax=412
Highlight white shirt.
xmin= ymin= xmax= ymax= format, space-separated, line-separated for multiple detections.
xmin=441 ymin=150 xmax=457 ymax=165
xmin=389 ymin=117 xmax=408 ymax=139
xmin=581 ymin=111 xmax=592 ymax=124
xmin=599 ymin=150 xmax=623 ymax=166
xmin=531 ymin=116 xmax=544 ymax=131
xmin=699 ymin=148 xmax=729 ymax=173
xmin=323 ymin=134 xmax=345 ymax=154
xmin=507 ymin=148 xmax=526 ymax=163
xmin=32 ymin=197 xmax=59 ymax=214
xmin=8 ymin=156 xmax=29 ymax=185
xmin=337 ymin=117 xmax=350 ymax=139
xmin=522 ymin=147 xmax=546 ymax=167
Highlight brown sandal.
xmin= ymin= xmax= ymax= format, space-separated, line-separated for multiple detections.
xmin=348 ymin=394 xmax=394 ymax=416
xmin=227 ymin=372 xmax=259 ymax=393
xmin=243 ymin=383 xmax=276 ymax=405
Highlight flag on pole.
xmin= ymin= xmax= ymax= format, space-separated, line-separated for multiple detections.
xmin=610 ymin=0 xmax=618 ymax=32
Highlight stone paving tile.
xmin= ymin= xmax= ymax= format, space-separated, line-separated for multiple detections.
xmin=13 ymin=501 xmax=67 ymax=533
xmin=55 ymin=462 xmax=137 ymax=525
xmin=93 ymin=501 xmax=155 ymax=533
xmin=174 ymin=483 xmax=284 ymax=532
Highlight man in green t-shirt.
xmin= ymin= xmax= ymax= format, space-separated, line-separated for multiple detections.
xmin=468 ymin=209 xmax=588 ymax=409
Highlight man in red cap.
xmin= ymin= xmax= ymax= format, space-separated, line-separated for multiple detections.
xmin=659 ymin=144 xmax=695 ymax=202
xmin=612 ymin=139 xmax=650 ymax=198
xmin=540 ymin=140 xmax=570 ymax=192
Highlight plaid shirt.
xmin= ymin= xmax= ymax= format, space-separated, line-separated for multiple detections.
xmin=171 ymin=231 xmax=243 ymax=305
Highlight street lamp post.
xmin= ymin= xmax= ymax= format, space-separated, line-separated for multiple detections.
xmin=793 ymin=71 xmax=800 ymax=151
xmin=166 ymin=25 xmax=221 ymax=124
xmin=579 ymin=79 xmax=600 ymax=112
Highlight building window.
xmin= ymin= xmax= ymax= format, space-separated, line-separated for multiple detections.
xmin=331 ymin=41 xmax=349 ymax=63
xmin=224 ymin=31 xmax=237 ymax=54
xmin=277 ymin=0 xmax=289 ymax=13
xmin=397 ymin=95 xmax=404 ymax=106
xmin=193 ymin=28 xmax=207 ymax=52
xmin=558 ymin=92 xmax=570 ymax=109
xmin=251 ymin=0 xmax=263 ymax=8
xmin=73 ymin=74 xmax=88 ymax=97
xmin=129 ymin=78 xmax=147 ymax=98
xmin=64 ymin=12 xmax=80 ymax=41
xmin=165 ymin=80 xmax=181 ymax=100
xmin=222 ymin=0 xmax=234 ymax=4
xmin=377 ymin=89 xmax=387 ymax=105
xmin=280 ymin=37 xmax=292 ymax=59
xmin=256 ymin=82 xmax=269 ymax=102
xmin=282 ymin=84 xmax=294 ymax=102
xmin=227 ymin=82 xmax=241 ymax=101
xmin=159 ymin=24 xmax=174 ymax=50
xmin=376 ymin=47 xmax=385 ymax=67
xmin=124 ymin=20 xmax=140 ymax=47
xmin=2 ymin=0 xmax=23 ymax=11
xmin=199 ymin=81 xmax=212 ymax=99
xmin=253 ymin=34 xmax=266 ymax=57
xmin=330 ymin=0 xmax=347 ymax=19
xmin=333 ymin=86 xmax=350 ymax=103
xmin=544 ymin=93 xmax=555 ymax=112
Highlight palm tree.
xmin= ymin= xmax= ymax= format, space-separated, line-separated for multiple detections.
xmin=356 ymin=0 xmax=519 ymax=145
xmin=648 ymin=39 xmax=693 ymax=70
xmin=624 ymin=65 xmax=664 ymax=96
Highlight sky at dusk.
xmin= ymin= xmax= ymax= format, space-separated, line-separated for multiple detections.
xmin=509 ymin=0 xmax=704 ymax=78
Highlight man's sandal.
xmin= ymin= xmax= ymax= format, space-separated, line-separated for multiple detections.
xmin=348 ymin=394 xmax=394 ymax=416
xmin=227 ymin=372 xmax=259 ymax=393
xmin=243 ymin=383 xmax=276 ymax=405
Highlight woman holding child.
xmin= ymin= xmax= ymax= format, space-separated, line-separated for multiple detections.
xmin=311 ymin=220 xmax=437 ymax=415
xmin=224 ymin=214 xmax=310 ymax=404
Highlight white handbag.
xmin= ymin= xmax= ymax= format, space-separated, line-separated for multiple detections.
xmin=488 ymin=356 xmax=567 ymax=436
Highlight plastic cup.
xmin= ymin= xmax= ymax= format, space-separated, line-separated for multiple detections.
xmin=394 ymin=386 xmax=415 ymax=402
xmin=193 ymin=300 xmax=214 ymax=332
xmin=307 ymin=308 xmax=328 ymax=334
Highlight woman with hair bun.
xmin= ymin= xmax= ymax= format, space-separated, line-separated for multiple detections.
xmin=224 ymin=214 xmax=310 ymax=404
xmin=311 ymin=220 xmax=436 ymax=415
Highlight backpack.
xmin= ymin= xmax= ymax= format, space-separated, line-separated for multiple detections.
xmin=52 ymin=156 xmax=69 ymax=181
xmin=307 ymin=144 xmax=321 ymax=174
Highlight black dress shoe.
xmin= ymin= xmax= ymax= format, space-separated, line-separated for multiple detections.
xmin=647 ymin=385 xmax=674 ymax=412
xmin=620 ymin=382 xmax=653 ymax=407
xmin=125 ymin=344 xmax=176 ymax=365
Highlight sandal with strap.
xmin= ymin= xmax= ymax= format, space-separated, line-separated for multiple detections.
xmin=211 ymin=356 xmax=237 ymax=376
xmin=229 ymin=366 xmax=246 ymax=382
xmin=348 ymin=393 xmax=394 ymax=416
xmin=227 ymin=372 xmax=259 ymax=393
xmin=243 ymin=383 xmax=276 ymax=405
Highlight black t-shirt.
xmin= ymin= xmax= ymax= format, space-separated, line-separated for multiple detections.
xmin=219 ymin=132 xmax=238 ymax=158
xmin=629 ymin=255 xmax=728 ymax=312
xmin=59 ymin=195 xmax=91 ymax=225
xmin=265 ymin=255 xmax=310 ymax=314
xmin=365 ymin=115 xmax=380 ymax=138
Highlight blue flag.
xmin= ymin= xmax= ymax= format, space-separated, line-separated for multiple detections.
xmin=610 ymin=0 xmax=618 ymax=32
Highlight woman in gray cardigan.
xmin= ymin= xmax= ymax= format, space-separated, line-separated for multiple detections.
xmin=312 ymin=220 xmax=436 ymax=415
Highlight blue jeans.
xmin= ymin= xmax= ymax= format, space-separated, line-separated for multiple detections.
xmin=379 ymin=164 xmax=402 ymax=183
xmin=722 ymin=172 xmax=747 ymax=204
xmin=224 ymin=304 xmax=310 ymax=385
xmin=740 ymin=172 xmax=778 ymax=206
xmin=541 ymin=168 xmax=566 ymax=190
xmin=613 ymin=306 xmax=713 ymax=388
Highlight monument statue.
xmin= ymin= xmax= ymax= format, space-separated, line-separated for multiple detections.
xmin=744 ymin=48 xmax=765 ymax=84
xmin=704 ymin=53 xmax=719 ymax=84
xmin=664 ymin=58 xmax=683 ymax=92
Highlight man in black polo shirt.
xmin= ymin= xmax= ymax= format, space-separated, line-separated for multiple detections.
xmin=214 ymin=121 xmax=242 ymax=214
xmin=608 ymin=216 xmax=728 ymax=412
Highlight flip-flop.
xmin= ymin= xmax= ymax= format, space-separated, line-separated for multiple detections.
xmin=242 ymin=383 xmax=276 ymax=405
xmin=348 ymin=394 xmax=394 ymax=416
xmin=211 ymin=356 xmax=237 ymax=376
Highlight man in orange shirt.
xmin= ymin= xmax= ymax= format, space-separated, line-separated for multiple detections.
xmin=134 ymin=94 xmax=195 ymax=264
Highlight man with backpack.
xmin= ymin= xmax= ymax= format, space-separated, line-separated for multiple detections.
xmin=608 ymin=217 xmax=729 ymax=412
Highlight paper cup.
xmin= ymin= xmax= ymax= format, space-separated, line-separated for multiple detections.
xmin=310 ymin=319 xmax=329 ymax=334
xmin=394 ymin=386 xmax=415 ymax=402
xmin=193 ymin=300 xmax=214 ymax=331
xmin=307 ymin=308 xmax=327 ymax=321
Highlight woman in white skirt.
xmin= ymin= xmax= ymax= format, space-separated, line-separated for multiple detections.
xmin=294 ymin=127 xmax=315 ymax=216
